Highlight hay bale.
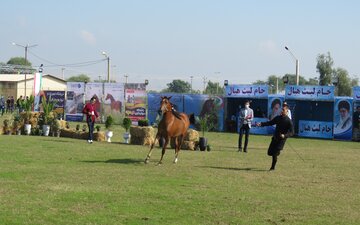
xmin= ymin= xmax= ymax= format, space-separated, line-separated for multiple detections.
xmin=130 ymin=126 xmax=155 ymax=145
xmin=59 ymin=120 xmax=67 ymax=129
xmin=185 ymin=129 xmax=199 ymax=141
xmin=170 ymin=139 xmax=196 ymax=150
xmin=60 ymin=128 xmax=88 ymax=140
xmin=94 ymin=132 xmax=105 ymax=142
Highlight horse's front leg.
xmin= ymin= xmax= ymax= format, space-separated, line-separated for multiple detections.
xmin=158 ymin=137 xmax=169 ymax=165
xmin=173 ymin=135 xmax=184 ymax=164
xmin=145 ymin=133 xmax=160 ymax=164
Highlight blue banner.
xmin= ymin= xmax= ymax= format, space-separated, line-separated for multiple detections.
xmin=147 ymin=93 xmax=184 ymax=126
xmin=353 ymin=86 xmax=360 ymax=101
xmin=334 ymin=97 xmax=353 ymax=140
xmin=298 ymin=120 xmax=333 ymax=139
xmin=225 ymin=85 xmax=268 ymax=98
xmin=249 ymin=118 xmax=269 ymax=135
xmin=285 ymin=85 xmax=334 ymax=100
xmin=184 ymin=95 xmax=224 ymax=131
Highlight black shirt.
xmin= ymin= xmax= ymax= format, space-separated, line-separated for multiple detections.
xmin=261 ymin=115 xmax=294 ymax=139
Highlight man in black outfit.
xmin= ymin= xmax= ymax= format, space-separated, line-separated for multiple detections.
xmin=256 ymin=104 xmax=294 ymax=171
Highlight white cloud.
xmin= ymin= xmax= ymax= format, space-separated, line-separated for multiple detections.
xmin=79 ymin=30 xmax=96 ymax=45
xmin=258 ymin=40 xmax=277 ymax=54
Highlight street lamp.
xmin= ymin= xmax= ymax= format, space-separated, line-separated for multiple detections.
xmin=145 ymin=79 xmax=149 ymax=85
xmin=190 ymin=76 xmax=193 ymax=94
xmin=285 ymin=46 xmax=300 ymax=85
xmin=101 ymin=51 xmax=110 ymax=83
xmin=12 ymin=42 xmax=38 ymax=97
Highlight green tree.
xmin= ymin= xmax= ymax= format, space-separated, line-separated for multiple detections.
xmin=162 ymin=79 xmax=191 ymax=93
xmin=316 ymin=52 xmax=334 ymax=86
xmin=7 ymin=57 xmax=32 ymax=66
xmin=333 ymin=68 xmax=357 ymax=96
xmin=203 ymin=80 xmax=223 ymax=95
xmin=66 ymin=74 xmax=91 ymax=82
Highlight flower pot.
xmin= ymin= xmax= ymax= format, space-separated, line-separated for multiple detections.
xmin=24 ymin=124 xmax=31 ymax=135
xmin=199 ymin=137 xmax=208 ymax=151
xmin=105 ymin=130 xmax=113 ymax=142
xmin=42 ymin=125 xmax=50 ymax=136
xmin=123 ymin=132 xmax=131 ymax=144
xmin=16 ymin=129 xmax=21 ymax=135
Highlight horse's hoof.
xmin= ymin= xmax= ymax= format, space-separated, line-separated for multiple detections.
xmin=144 ymin=159 xmax=149 ymax=164
xmin=156 ymin=162 xmax=162 ymax=166
xmin=173 ymin=158 xmax=178 ymax=164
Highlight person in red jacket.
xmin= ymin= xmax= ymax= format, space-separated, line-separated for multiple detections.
xmin=82 ymin=97 xmax=99 ymax=143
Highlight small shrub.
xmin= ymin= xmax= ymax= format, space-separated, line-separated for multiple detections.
xmin=122 ymin=117 xmax=132 ymax=132
xmin=105 ymin=115 xmax=114 ymax=130
xmin=138 ymin=119 xmax=149 ymax=127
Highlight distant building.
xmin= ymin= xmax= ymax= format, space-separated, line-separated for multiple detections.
xmin=0 ymin=74 xmax=66 ymax=98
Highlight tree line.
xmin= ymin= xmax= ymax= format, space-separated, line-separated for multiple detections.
xmin=1 ymin=53 xmax=358 ymax=96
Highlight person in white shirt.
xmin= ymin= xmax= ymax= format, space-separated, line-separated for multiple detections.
xmin=283 ymin=102 xmax=292 ymax=120
xmin=238 ymin=100 xmax=254 ymax=153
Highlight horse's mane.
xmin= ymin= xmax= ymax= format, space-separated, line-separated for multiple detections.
xmin=171 ymin=109 xmax=183 ymax=120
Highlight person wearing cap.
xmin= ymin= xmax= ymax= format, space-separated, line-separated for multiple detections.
xmin=82 ymin=96 xmax=99 ymax=143
xmin=282 ymin=101 xmax=292 ymax=119
xmin=256 ymin=104 xmax=294 ymax=171
xmin=334 ymin=100 xmax=352 ymax=134
xmin=238 ymin=100 xmax=254 ymax=152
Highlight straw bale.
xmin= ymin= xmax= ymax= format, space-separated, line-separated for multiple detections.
xmin=130 ymin=126 xmax=155 ymax=145
xmin=170 ymin=139 xmax=196 ymax=150
xmin=185 ymin=129 xmax=199 ymax=141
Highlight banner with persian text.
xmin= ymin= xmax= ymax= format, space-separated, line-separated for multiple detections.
xmin=225 ymin=85 xmax=268 ymax=98
xmin=298 ymin=120 xmax=333 ymax=139
xmin=285 ymin=85 xmax=334 ymax=100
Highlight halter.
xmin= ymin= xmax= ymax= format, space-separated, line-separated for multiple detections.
xmin=160 ymin=96 xmax=173 ymax=113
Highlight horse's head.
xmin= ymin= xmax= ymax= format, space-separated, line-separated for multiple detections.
xmin=160 ymin=96 xmax=172 ymax=113
xmin=105 ymin=93 xmax=111 ymax=100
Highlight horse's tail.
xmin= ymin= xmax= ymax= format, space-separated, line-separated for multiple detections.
xmin=188 ymin=113 xmax=195 ymax=125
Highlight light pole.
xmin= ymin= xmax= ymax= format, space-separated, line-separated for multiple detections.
xmin=12 ymin=42 xmax=38 ymax=97
xmin=102 ymin=51 xmax=110 ymax=83
xmin=190 ymin=76 xmax=193 ymax=94
xmin=124 ymin=74 xmax=129 ymax=84
xmin=285 ymin=46 xmax=300 ymax=85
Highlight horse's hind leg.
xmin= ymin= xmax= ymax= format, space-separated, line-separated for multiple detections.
xmin=158 ymin=137 xmax=169 ymax=165
xmin=145 ymin=134 xmax=159 ymax=164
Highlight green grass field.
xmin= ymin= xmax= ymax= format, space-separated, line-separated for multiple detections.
xmin=0 ymin=126 xmax=359 ymax=225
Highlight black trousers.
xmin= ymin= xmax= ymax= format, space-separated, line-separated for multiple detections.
xmin=238 ymin=124 xmax=250 ymax=150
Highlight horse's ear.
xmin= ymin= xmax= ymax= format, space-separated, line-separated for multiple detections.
xmin=168 ymin=96 xmax=172 ymax=100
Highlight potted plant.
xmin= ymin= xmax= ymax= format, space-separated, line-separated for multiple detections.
xmin=138 ymin=119 xmax=149 ymax=127
xmin=20 ymin=95 xmax=35 ymax=135
xmin=95 ymin=125 xmax=101 ymax=132
xmin=76 ymin=124 xmax=80 ymax=131
xmin=12 ymin=114 xmax=22 ymax=135
xmin=105 ymin=115 xmax=114 ymax=142
xmin=41 ymin=96 xmax=57 ymax=136
xmin=122 ymin=117 xmax=132 ymax=144
xmin=196 ymin=114 xmax=212 ymax=151
xmin=3 ymin=119 xmax=12 ymax=135
xmin=82 ymin=124 xmax=87 ymax=132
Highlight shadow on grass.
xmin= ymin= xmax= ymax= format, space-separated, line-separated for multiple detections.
xmin=196 ymin=166 xmax=268 ymax=172
xmin=81 ymin=158 xmax=144 ymax=164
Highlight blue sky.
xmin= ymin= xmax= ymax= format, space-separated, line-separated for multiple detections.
xmin=1 ymin=0 xmax=359 ymax=91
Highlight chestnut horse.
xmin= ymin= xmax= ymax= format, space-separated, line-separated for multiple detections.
xmin=145 ymin=96 xmax=195 ymax=165
xmin=105 ymin=93 xmax=121 ymax=112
